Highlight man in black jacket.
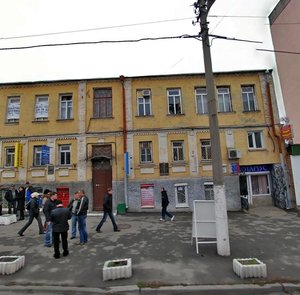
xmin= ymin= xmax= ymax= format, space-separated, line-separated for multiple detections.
xmin=96 ymin=188 xmax=120 ymax=233
xmin=43 ymin=192 xmax=58 ymax=247
xmin=50 ymin=200 xmax=72 ymax=259
xmin=5 ymin=185 xmax=17 ymax=214
xmin=75 ymin=190 xmax=89 ymax=245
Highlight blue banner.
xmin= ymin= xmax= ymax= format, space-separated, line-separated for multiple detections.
xmin=41 ymin=145 xmax=50 ymax=165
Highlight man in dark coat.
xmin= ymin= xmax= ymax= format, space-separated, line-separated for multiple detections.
xmin=95 ymin=188 xmax=120 ymax=233
xmin=17 ymin=192 xmax=44 ymax=236
xmin=16 ymin=186 xmax=25 ymax=220
xmin=5 ymin=185 xmax=17 ymax=214
xmin=43 ymin=192 xmax=58 ymax=247
xmin=50 ymin=200 xmax=72 ymax=259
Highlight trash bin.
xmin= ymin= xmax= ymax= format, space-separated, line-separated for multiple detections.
xmin=117 ymin=203 xmax=126 ymax=215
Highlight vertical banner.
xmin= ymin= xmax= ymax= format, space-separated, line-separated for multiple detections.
xmin=41 ymin=145 xmax=50 ymax=165
xmin=140 ymin=184 xmax=155 ymax=208
xmin=14 ymin=143 xmax=23 ymax=167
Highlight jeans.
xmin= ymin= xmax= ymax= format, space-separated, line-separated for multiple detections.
xmin=77 ymin=214 xmax=88 ymax=243
xmin=44 ymin=222 xmax=52 ymax=246
xmin=71 ymin=214 xmax=78 ymax=238
xmin=161 ymin=206 xmax=173 ymax=220
xmin=96 ymin=211 xmax=118 ymax=231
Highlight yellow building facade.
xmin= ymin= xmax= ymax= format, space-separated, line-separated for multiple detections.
xmin=0 ymin=71 xmax=289 ymax=212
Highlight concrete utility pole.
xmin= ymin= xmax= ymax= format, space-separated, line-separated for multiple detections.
xmin=194 ymin=0 xmax=230 ymax=256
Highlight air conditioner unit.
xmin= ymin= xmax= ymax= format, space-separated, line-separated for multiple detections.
xmin=142 ymin=90 xmax=151 ymax=96
xmin=228 ymin=149 xmax=241 ymax=159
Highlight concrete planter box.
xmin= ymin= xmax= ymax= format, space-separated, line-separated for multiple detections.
xmin=0 ymin=256 xmax=25 ymax=275
xmin=0 ymin=214 xmax=17 ymax=225
xmin=103 ymin=258 xmax=132 ymax=281
xmin=233 ymin=258 xmax=267 ymax=279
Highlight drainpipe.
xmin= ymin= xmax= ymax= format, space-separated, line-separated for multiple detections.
xmin=120 ymin=75 xmax=128 ymax=209
xmin=266 ymin=79 xmax=292 ymax=208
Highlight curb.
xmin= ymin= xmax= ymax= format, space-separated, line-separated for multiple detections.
xmin=0 ymin=283 xmax=300 ymax=294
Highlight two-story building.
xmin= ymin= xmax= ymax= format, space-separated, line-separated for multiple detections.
xmin=0 ymin=70 xmax=289 ymax=212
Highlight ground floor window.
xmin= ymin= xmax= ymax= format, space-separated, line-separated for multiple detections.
xmin=250 ymin=174 xmax=270 ymax=195
xmin=174 ymin=183 xmax=189 ymax=207
xmin=204 ymin=182 xmax=214 ymax=200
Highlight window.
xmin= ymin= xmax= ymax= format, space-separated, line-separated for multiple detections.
xmin=35 ymin=95 xmax=49 ymax=120
xmin=139 ymin=141 xmax=152 ymax=163
xmin=59 ymin=94 xmax=73 ymax=119
xmin=6 ymin=96 xmax=20 ymax=123
xmin=172 ymin=141 xmax=184 ymax=162
xmin=5 ymin=147 xmax=15 ymax=167
xmin=251 ymin=174 xmax=270 ymax=195
xmin=159 ymin=163 xmax=169 ymax=176
xmin=242 ymin=85 xmax=258 ymax=112
xmin=93 ymin=88 xmax=112 ymax=118
xmin=204 ymin=183 xmax=214 ymax=200
xmin=167 ymin=89 xmax=182 ymax=115
xmin=137 ymin=89 xmax=152 ymax=116
xmin=195 ymin=87 xmax=208 ymax=114
xmin=248 ymin=131 xmax=263 ymax=149
xmin=201 ymin=139 xmax=212 ymax=160
xmin=175 ymin=183 xmax=189 ymax=207
xmin=59 ymin=145 xmax=71 ymax=165
xmin=33 ymin=146 xmax=43 ymax=166
xmin=217 ymin=87 xmax=232 ymax=113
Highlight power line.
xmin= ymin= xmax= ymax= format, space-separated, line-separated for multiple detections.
xmin=0 ymin=15 xmax=268 ymax=41
xmin=257 ymin=48 xmax=300 ymax=55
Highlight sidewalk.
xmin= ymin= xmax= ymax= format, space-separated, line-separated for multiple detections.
xmin=0 ymin=207 xmax=300 ymax=294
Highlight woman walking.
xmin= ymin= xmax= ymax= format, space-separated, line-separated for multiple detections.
xmin=160 ymin=187 xmax=175 ymax=221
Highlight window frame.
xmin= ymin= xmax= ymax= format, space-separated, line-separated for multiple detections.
xmin=195 ymin=87 xmax=208 ymax=114
xmin=172 ymin=140 xmax=184 ymax=162
xmin=167 ymin=88 xmax=182 ymax=115
xmin=4 ymin=146 xmax=15 ymax=167
xmin=59 ymin=94 xmax=73 ymax=120
xmin=201 ymin=139 xmax=212 ymax=161
xmin=139 ymin=141 xmax=153 ymax=163
xmin=93 ymin=88 xmax=112 ymax=118
xmin=247 ymin=131 xmax=263 ymax=149
xmin=33 ymin=146 xmax=44 ymax=166
xmin=35 ymin=95 xmax=49 ymax=121
xmin=59 ymin=144 xmax=71 ymax=165
xmin=242 ymin=85 xmax=258 ymax=112
xmin=174 ymin=183 xmax=189 ymax=207
xmin=6 ymin=96 xmax=20 ymax=123
xmin=204 ymin=182 xmax=214 ymax=200
xmin=217 ymin=86 xmax=232 ymax=113
xmin=137 ymin=89 xmax=152 ymax=116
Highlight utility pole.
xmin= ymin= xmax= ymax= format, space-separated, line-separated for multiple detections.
xmin=194 ymin=0 xmax=230 ymax=256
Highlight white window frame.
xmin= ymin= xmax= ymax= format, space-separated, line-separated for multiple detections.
xmin=167 ymin=88 xmax=182 ymax=115
xmin=248 ymin=131 xmax=263 ymax=149
xmin=4 ymin=146 xmax=15 ymax=167
xmin=217 ymin=87 xmax=232 ymax=113
xmin=137 ymin=89 xmax=152 ymax=116
xmin=242 ymin=85 xmax=258 ymax=112
xmin=35 ymin=95 xmax=49 ymax=120
xmin=172 ymin=141 xmax=184 ymax=162
xmin=204 ymin=182 xmax=214 ymax=200
xmin=59 ymin=94 xmax=73 ymax=120
xmin=6 ymin=96 xmax=20 ymax=123
xmin=139 ymin=141 xmax=152 ymax=163
xmin=195 ymin=87 xmax=208 ymax=114
xmin=59 ymin=144 xmax=71 ymax=165
xmin=174 ymin=183 xmax=189 ymax=207
xmin=201 ymin=139 xmax=212 ymax=160
xmin=33 ymin=146 xmax=43 ymax=166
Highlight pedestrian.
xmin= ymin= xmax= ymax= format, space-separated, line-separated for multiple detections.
xmin=68 ymin=191 xmax=80 ymax=240
xmin=75 ymin=190 xmax=89 ymax=245
xmin=4 ymin=185 xmax=17 ymax=214
xmin=96 ymin=188 xmax=120 ymax=233
xmin=24 ymin=182 xmax=34 ymax=204
xmin=43 ymin=191 xmax=58 ymax=247
xmin=16 ymin=186 xmax=25 ymax=220
xmin=17 ymin=192 xmax=44 ymax=236
xmin=50 ymin=200 xmax=72 ymax=259
xmin=42 ymin=189 xmax=52 ymax=230
xmin=160 ymin=187 xmax=175 ymax=221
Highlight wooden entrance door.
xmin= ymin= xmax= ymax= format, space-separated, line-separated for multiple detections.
xmin=92 ymin=145 xmax=112 ymax=211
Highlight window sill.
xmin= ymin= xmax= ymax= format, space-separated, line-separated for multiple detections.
xmin=242 ymin=110 xmax=260 ymax=113
xmin=139 ymin=163 xmax=154 ymax=168
xmin=167 ymin=113 xmax=185 ymax=116
xmin=91 ymin=116 xmax=114 ymax=120
xmin=248 ymin=148 xmax=266 ymax=152
xmin=171 ymin=161 xmax=187 ymax=167
xmin=56 ymin=118 xmax=74 ymax=122
xmin=135 ymin=115 xmax=154 ymax=118
xmin=32 ymin=119 xmax=49 ymax=123
xmin=5 ymin=121 xmax=19 ymax=125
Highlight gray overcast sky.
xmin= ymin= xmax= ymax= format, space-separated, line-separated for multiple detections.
xmin=0 ymin=0 xmax=279 ymax=83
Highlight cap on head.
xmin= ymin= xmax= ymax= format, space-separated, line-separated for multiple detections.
xmin=31 ymin=192 xmax=40 ymax=198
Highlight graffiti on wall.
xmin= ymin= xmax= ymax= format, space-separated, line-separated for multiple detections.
xmin=271 ymin=164 xmax=288 ymax=209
